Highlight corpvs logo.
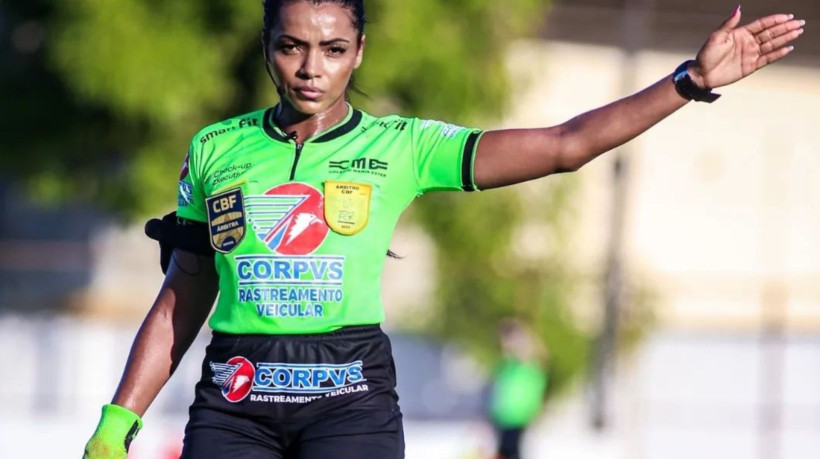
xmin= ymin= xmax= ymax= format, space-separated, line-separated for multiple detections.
xmin=210 ymin=357 xmax=369 ymax=404
xmin=239 ymin=183 xmax=344 ymax=319
xmin=246 ymin=182 xmax=328 ymax=255
xmin=210 ymin=356 xmax=255 ymax=403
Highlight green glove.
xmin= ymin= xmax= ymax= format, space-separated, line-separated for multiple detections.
xmin=83 ymin=404 xmax=143 ymax=459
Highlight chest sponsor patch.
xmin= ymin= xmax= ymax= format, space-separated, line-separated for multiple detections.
xmin=206 ymin=188 xmax=246 ymax=253
xmin=323 ymin=181 xmax=371 ymax=236
xmin=246 ymin=183 xmax=329 ymax=255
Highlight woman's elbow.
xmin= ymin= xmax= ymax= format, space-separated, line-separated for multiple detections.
xmin=554 ymin=159 xmax=583 ymax=174
xmin=554 ymin=132 xmax=587 ymax=173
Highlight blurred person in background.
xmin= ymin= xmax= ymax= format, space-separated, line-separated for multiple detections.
xmin=81 ymin=0 xmax=805 ymax=458
xmin=488 ymin=320 xmax=548 ymax=459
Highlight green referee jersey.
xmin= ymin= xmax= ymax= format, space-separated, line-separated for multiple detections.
xmin=490 ymin=358 xmax=547 ymax=428
xmin=176 ymin=105 xmax=483 ymax=334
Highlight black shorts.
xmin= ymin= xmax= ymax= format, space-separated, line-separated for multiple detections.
xmin=180 ymin=325 xmax=404 ymax=459
xmin=496 ymin=427 xmax=524 ymax=459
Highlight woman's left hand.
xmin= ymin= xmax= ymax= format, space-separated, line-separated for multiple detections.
xmin=689 ymin=7 xmax=805 ymax=89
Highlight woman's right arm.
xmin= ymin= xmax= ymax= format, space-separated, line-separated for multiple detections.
xmin=110 ymin=249 xmax=219 ymax=416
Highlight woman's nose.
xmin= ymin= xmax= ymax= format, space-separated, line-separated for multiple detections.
xmin=297 ymin=49 xmax=321 ymax=79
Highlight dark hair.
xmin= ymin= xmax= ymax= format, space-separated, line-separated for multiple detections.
xmin=262 ymin=0 xmax=366 ymax=46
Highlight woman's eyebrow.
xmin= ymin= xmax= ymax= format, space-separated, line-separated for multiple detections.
xmin=277 ymin=34 xmax=351 ymax=46
xmin=320 ymin=38 xmax=351 ymax=46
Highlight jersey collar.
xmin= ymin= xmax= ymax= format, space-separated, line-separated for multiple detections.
xmin=263 ymin=104 xmax=363 ymax=144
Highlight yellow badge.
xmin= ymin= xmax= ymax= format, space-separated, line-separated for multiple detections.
xmin=324 ymin=181 xmax=372 ymax=235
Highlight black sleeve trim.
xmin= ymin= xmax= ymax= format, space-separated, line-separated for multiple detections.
xmin=461 ymin=131 xmax=481 ymax=192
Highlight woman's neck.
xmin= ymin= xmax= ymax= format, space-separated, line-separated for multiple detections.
xmin=275 ymin=97 xmax=350 ymax=143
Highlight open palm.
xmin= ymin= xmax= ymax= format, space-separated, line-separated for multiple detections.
xmin=692 ymin=8 xmax=805 ymax=89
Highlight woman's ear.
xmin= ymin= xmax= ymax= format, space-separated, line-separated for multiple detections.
xmin=354 ymin=34 xmax=366 ymax=69
xmin=261 ymin=31 xmax=269 ymax=61
xmin=261 ymin=39 xmax=284 ymax=95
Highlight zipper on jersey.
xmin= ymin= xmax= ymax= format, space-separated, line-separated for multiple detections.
xmin=287 ymin=131 xmax=303 ymax=180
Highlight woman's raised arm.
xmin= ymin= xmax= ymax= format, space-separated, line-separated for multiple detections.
xmin=474 ymin=8 xmax=805 ymax=190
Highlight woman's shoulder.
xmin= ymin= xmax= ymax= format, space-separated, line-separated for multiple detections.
xmin=357 ymin=110 xmax=428 ymax=135
xmin=358 ymin=110 xmax=470 ymax=134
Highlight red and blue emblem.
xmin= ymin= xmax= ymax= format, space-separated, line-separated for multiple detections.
xmin=210 ymin=356 xmax=255 ymax=403
xmin=179 ymin=153 xmax=190 ymax=180
xmin=245 ymin=183 xmax=329 ymax=255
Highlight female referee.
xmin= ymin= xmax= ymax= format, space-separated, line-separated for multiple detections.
xmin=83 ymin=1 xmax=805 ymax=458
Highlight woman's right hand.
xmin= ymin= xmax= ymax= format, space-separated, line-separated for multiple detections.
xmin=83 ymin=404 xmax=143 ymax=459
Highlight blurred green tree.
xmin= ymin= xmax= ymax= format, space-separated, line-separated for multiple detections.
xmin=0 ymin=0 xmax=612 ymax=395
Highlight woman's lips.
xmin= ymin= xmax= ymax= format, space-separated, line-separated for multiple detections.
xmin=293 ymin=86 xmax=324 ymax=100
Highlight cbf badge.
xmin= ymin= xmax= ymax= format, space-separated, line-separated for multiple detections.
xmin=206 ymin=188 xmax=246 ymax=253
xmin=324 ymin=181 xmax=371 ymax=235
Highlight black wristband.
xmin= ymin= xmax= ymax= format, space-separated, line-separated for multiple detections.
xmin=673 ymin=60 xmax=721 ymax=103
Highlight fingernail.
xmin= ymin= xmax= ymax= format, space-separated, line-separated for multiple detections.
xmin=788 ymin=14 xmax=794 ymax=19
xmin=734 ymin=5 xmax=741 ymax=14
xmin=799 ymin=20 xmax=806 ymax=26
xmin=798 ymin=29 xmax=804 ymax=35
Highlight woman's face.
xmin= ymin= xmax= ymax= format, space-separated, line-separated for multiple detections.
xmin=267 ymin=1 xmax=364 ymax=116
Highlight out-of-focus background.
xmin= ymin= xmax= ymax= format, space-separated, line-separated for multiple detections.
xmin=1 ymin=0 xmax=819 ymax=458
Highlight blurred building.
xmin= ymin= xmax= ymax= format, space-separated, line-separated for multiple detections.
xmin=0 ymin=184 xmax=103 ymax=314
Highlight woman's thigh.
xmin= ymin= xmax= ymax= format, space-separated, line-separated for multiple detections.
xmin=180 ymin=406 xmax=284 ymax=459
xmin=292 ymin=409 xmax=404 ymax=459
